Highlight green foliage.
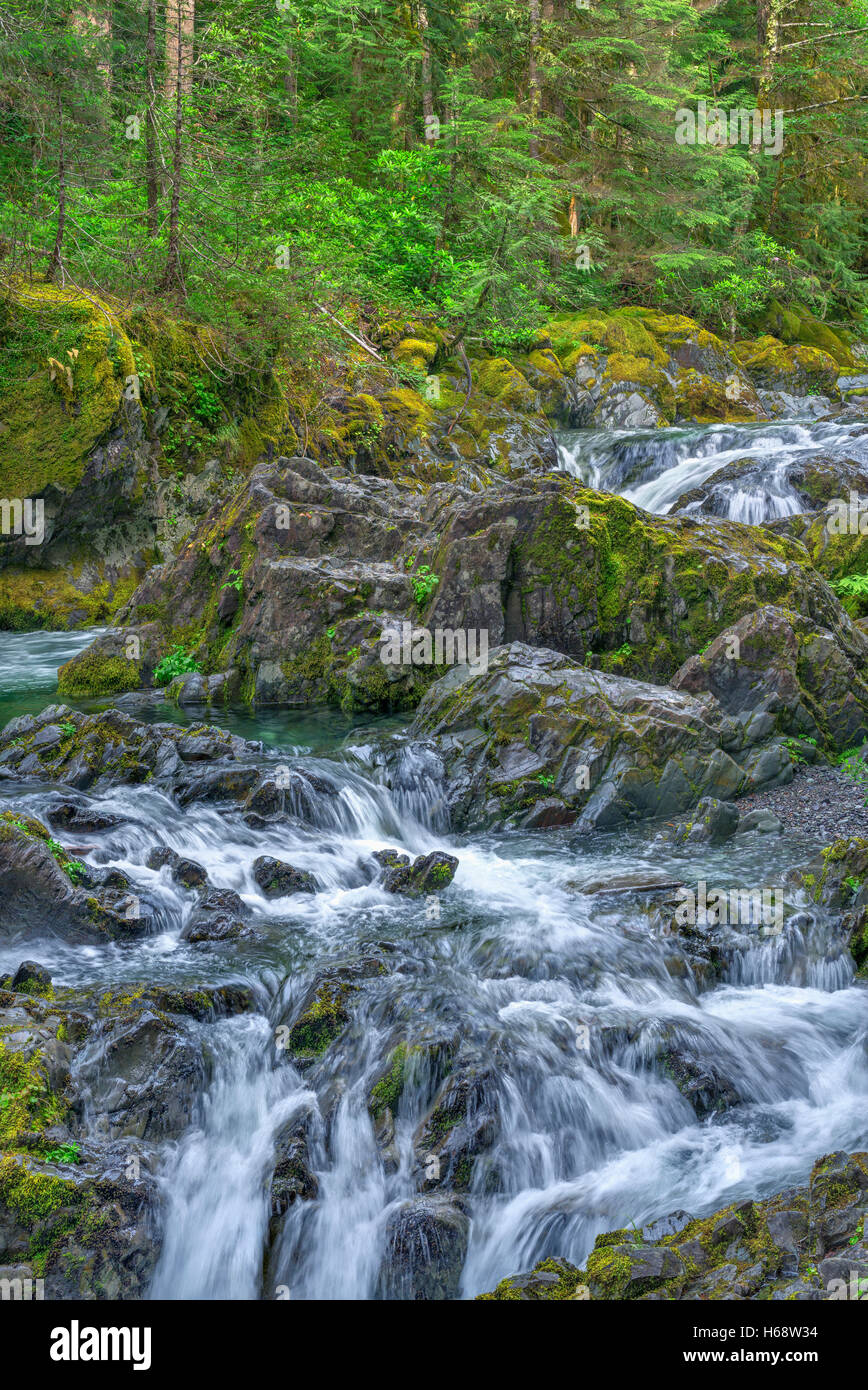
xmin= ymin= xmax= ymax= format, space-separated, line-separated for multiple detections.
xmin=0 ymin=0 xmax=863 ymax=367
xmin=153 ymin=645 xmax=201 ymax=685
xmin=221 ymin=568 xmax=244 ymax=594
xmin=44 ymin=1142 xmax=81 ymax=1165
xmin=411 ymin=566 xmax=439 ymax=608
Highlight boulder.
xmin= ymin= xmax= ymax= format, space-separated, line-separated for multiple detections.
xmin=672 ymin=604 xmax=868 ymax=752
xmin=252 ymin=856 xmax=317 ymax=898
xmin=407 ymin=643 xmax=792 ymax=832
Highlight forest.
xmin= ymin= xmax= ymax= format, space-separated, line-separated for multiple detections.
xmin=1 ymin=0 xmax=866 ymax=366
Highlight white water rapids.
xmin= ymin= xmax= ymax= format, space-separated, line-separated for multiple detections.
xmin=557 ymin=418 xmax=868 ymax=519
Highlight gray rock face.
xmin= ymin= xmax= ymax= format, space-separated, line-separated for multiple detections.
xmin=407 ymin=643 xmax=798 ymax=832
xmin=0 ymin=816 xmax=154 ymax=944
xmin=252 ymin=856 xmax=317 ymax=898
xmin=482 ymin=1150 xmax=868 ymax=1302
xmin=382 ymin=851 xmax=458 ymax=896
xmin=672 ymin=603 xmax=868 ymax=750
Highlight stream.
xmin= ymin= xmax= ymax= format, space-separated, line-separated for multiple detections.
xmin=557 ymin=416 xmax=868 ymax=519
xmin=3 ymin=412 xmax=868 ymax=1299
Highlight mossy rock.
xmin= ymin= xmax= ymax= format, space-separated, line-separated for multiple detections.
xmin=756 ymin=300 xmax=858 ymax=369
xmin=0 ymin=279 xmax=136 ymax=497
xmin=473 ymin=357 xmax=538 ymax=412
xmin=57 ymin=649 xmax=141 ymax=699
xmin=391 ymin=337 xmax=439 ymax=369
xmin=0 ymin=567 xmax=140 ymax=633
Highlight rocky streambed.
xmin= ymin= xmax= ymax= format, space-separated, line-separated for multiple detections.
xmin=1 ymin=629 xmax=868 ymax=1301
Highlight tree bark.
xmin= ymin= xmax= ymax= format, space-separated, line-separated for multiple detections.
xmin=145 ymin=0 xmax=159 ymax=236
xmin=165 ymin=0 xmax=194 ymax=99
xmin=160 ymin=31 xmax=185 ymax=291
xmin=46 ymin=97 xmax=66 ymax=283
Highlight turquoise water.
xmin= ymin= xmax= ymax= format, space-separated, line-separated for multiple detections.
xmin=0 ymin=628 xmax=407 ymax=753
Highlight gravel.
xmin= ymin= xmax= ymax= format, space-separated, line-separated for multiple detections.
xmin=736 ymin=762 xmax=868 ymax=842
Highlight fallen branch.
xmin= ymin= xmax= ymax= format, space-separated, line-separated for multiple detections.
xmin=313 ymin=302 xmax=383 ymax=361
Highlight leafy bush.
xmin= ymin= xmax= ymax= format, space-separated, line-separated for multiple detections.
xmin=411 ymin=566 xmax=439 ymax=608
xmin=153 ymin=645 xmax=201 ymax=685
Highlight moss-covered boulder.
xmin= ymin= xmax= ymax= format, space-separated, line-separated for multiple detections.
xmin=732 ymin=335 xmax=840 ymax=397
xmin=671 ymin=603 xmax=868 ymax=752
xmin=59 ymin=456 xmax=863 ymax=712
xmin=797 ymin=836 xmax=868 ymax=973
xmin=479 ymin=1150 xmax=868 ymax=1300
xmin=408 ymin=642 xmax=796 ymax=832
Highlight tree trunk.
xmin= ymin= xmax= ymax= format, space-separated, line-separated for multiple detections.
xmin=46 ymin=98 xmax=66 ymax=283
xmin=160 ymin=34 xmax=185 ymax=291
xmin=145 ymin=0 xmax=159 ymax=236
xmin=418 ymin=3 xmax=436 ymax=143
xmin=758 ymin=0 xmax=783 ymax=108
xmin=165 ymin=0 xmax=194 ymax=99
xmin=528 ymin=0 xmax=541 ymax=157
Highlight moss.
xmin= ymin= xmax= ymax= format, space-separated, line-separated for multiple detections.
xmin=0 ymin=1041 xmax=64 ymax=1151
xmin=288 ymin=981 xmax=359 ymax=1057
xmin=0 ymin=1154 xmax=79 ymax=1223
xmin=392 ymin=337 xmax=438 ymax=369
xmin=0 ymin=567 xmax=140 ymax=633
xmin=380 ymin=387 xmax=435 ymax=436
xmin=473 ymin=357 xmax=538 ymax=411
xmin=584 ymin=1244 xmax=636 ymax=1295
xmin=0 ymin=278 xmax=136 ymax=497
xmin=57 ymin=650 xmax=141 ymax=698
xmin=369 ymin=1042 xmax=414 ymax=1117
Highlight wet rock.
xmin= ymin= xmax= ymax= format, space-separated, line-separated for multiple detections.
xmin=672 ymin=603 xmax=868 ymax=752
xmin=656 ymin=1039 xmax=743 ymax=1118
xmin=737 ymin=808 xmax=783 ymax=835
xmin=46 ymin=802 xmax=122 ymax=833
xmin=382 ymin=851 xmax=458 ymax=896
xmin=181 ymin=888 xmax=249 ymax=944
xmin=654 ymin=797 xmax=739 ymax=847
xmin=252 ymin=856 xmax=317 ymax=898
xmin=281 ymin=958 xmax=387 ymax=1059
xmin=480 ymin=1149 xmax=868 ymax=1301
xmin=0 ymin=813 xmax=153 ymax=944
xmin=408 ymin=643 xmax=785 ymax=832
xmin=477 ymin=1256 xmax=585 ymax=1300
xmin=82 ymin=1009 xmax=205 ymax=1141
xmin=0 ymin=1152 xmax=161 ymax=1300
xmin=268 ymin=1120 xmax=318 ymax=1230
xmin=573 ymin=870 xmax=685 ymax=895
xmin=10 ymin=961 xmax=52 ymax=995
xmin=796 ymin=838 xmax=868 ymax=972
xmin=413 ymin=1061 xmax=499 ymax=1191
xmin=146 ymin=846 xmax=209 ymax=889
xmin=0 ymin=707 xmax=260 ymax=794
xmin=376 ymin=1194 xmax=470 ymax=1301
xmin=372 ymin=848 xmax=411 ymax=871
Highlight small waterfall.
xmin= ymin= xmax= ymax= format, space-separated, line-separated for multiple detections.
xmin=150 ymin=1015 xmax=316 ymax=1299
xmin=557 ymin=418 xmax=868 ymax=519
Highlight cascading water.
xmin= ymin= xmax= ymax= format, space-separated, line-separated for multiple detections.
xmin=3 ymin=600 xmax=868 ymax=1298
xmin=556 ymin=418 xmax=868 ymax=518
